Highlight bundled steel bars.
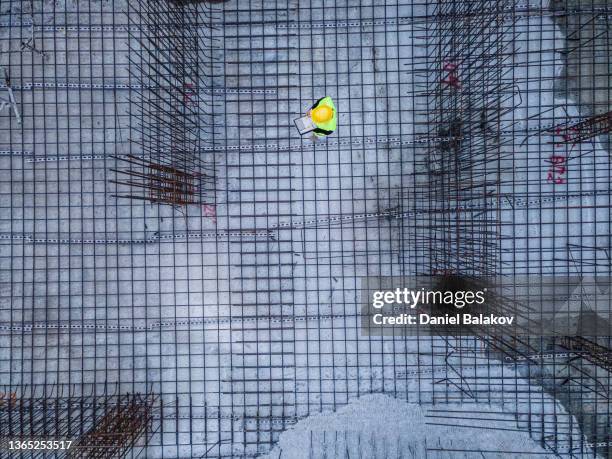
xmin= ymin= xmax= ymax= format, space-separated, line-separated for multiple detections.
xmin=0 ymin=392 xmax=159 ymax=459
xmin=549 ymin=110 xmax=612 ymax=144
xmin=69 ymin=393 xmax=158 ymax=459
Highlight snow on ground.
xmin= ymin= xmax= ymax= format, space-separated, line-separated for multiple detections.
xmin=262 ymin=393 xmax=564 ymax=459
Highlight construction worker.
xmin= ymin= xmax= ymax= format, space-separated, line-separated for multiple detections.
xmin=307 ymin=96 xmax=337 ymax=138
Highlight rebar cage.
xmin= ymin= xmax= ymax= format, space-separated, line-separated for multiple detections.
xmin=0 ymin=0 xmax=611 ymax=457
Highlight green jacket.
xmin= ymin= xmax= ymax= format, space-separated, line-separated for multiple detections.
xmin=311 ymin=96 xmax=337 ymax=136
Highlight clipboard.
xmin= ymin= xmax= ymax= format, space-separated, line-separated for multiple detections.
xmin=294 ymin=115 xmax=316 ymax=135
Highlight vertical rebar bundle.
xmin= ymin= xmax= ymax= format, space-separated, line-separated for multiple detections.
xmin=412 ymin=0 xmax=516 ymax=278
xmin=111 ymin=0 xmax=216 ymax=206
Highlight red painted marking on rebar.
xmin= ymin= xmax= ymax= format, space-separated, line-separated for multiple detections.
xmin=202 ymin=204 xmax=217 ymax=223
xmin=442 ymin=61 xmax=461 ymax=89
xmin=547 ymin=154 xmax=566 ymax=184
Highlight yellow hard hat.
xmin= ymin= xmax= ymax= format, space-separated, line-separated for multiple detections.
xmin=311 ymin=105 xmax=333 ymax=123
